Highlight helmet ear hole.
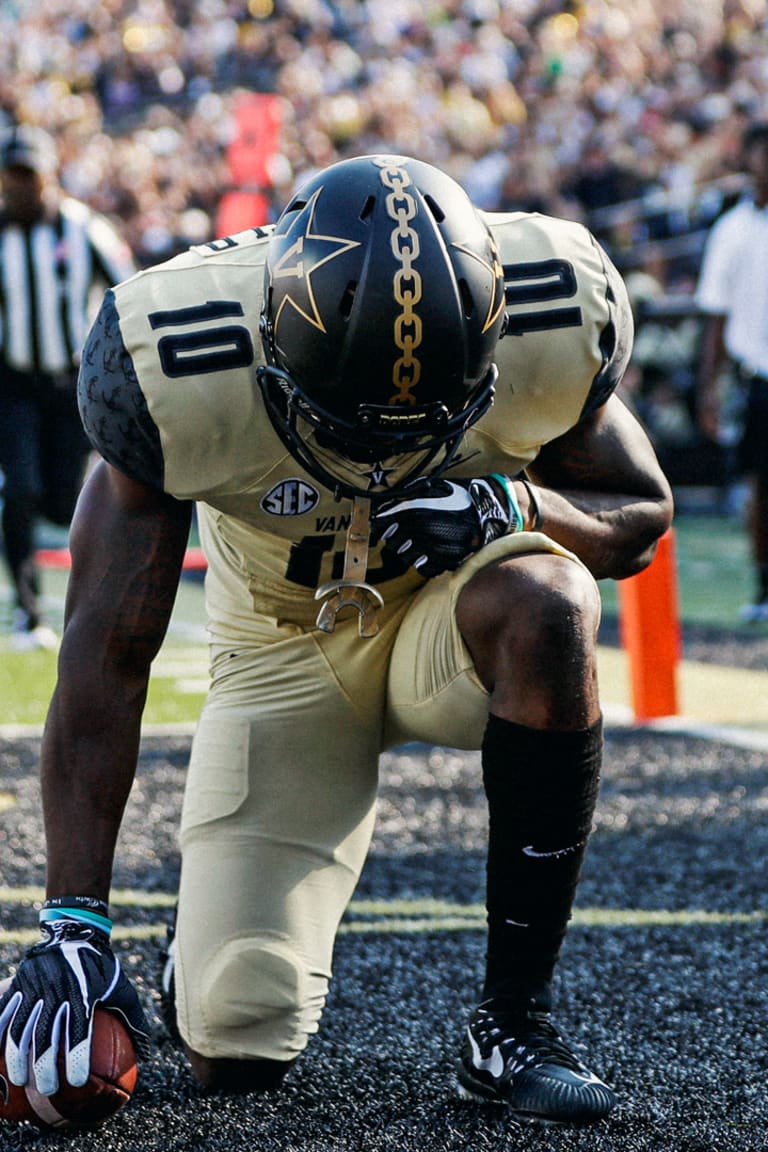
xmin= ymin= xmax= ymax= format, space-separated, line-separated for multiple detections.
xmin=359 ymin=195 xmax=376 ymax=222
xmin=458 ymin=278 xmax=475 ymax=319
xmin=339 ymin=281 xmax=357 ymax=319
xmin=423 ymin=194 xmax=445 ymax=222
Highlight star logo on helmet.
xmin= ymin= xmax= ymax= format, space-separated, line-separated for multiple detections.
xmin=270 ymin=188 xmax=361 ymax=336
xmin=451 ymin=236 xmax=507 ymax=334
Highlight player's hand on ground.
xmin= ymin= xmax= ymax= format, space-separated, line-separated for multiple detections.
xmin=372 ymin=476 xmax=520 ymax=578
xmin=0 ymin=920 xmax=150 ymax=1095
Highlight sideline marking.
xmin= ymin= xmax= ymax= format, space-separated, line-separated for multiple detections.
xmin=0 ymin=888 xmax=763 ymax=947
xmin=601 ymin=703 xmax=768 ymax=753
xmin=0 ymin=886 xmax=177 ymax=908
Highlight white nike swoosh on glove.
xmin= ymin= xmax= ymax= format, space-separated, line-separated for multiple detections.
xmin=376 ymin=486 xmax=473 ymax=518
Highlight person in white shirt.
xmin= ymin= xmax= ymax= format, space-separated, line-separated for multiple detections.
xmin=696 ymin=120 xmax=768 ymax=620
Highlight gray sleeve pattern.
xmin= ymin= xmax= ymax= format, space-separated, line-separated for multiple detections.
xmin=579 ymin=234 xmax=634 ymax=419
xmin=77 ymin=290 xmax=165 ymax=490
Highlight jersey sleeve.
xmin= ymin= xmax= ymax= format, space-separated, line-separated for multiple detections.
xmin=579 ymin=233 xmax=634 ymax=419
xmin=487 ymin=212 xmax=635 ymax=450
xmin=77 ymin=289 xmax=166 ymax=490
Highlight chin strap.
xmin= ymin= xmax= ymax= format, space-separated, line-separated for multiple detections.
xmin=315 ymin=496 xmax=384 ymax=637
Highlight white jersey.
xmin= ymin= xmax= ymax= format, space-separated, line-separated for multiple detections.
xmin=695 ymin=198 xmax=768 ymax=376
xmin=78 ymin=212 xmax=632 ymax=633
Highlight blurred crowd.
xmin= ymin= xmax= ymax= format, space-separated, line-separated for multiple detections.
xmin=2 ymin=0 xmax=768 ymax=274
xmin=2 ymin=0 xmax=767 ymax=494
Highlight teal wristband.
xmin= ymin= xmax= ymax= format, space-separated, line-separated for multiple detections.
xmin=41 ymin=896 xmax=112 ymax=937
xmin=40 ymin=907 xmax=113 ymax=935
xmin=490 ymin=473 xmax=524 ymax=533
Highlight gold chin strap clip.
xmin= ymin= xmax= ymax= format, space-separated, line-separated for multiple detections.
xmin=314 ymin=496 xmax=383 ymax=638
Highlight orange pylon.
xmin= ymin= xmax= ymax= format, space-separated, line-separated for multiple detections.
xmin=617 ymin=528 xmax=681 ymax=721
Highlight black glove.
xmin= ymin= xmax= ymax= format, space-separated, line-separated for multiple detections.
xmin=0 ymin=919 xmax=151 ymax=1095
xmin=372 ymin=476 xmax=522 ymax=579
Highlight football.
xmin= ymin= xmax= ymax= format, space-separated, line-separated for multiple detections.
xmin=0 ymin=1005 xmax=138 ymax=1130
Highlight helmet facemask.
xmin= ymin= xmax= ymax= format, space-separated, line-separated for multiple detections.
xmin=257 ymin=361 xmax=496 ymax=500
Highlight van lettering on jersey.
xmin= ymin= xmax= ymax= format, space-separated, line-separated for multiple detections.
xmin=315 ymin=514 xmax=351 ymax=533
xmin=261 ymin=479 xmax=320 ymax=516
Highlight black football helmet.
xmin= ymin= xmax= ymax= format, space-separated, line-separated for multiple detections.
xmin=258 ymin=154 xmax=506 ymax=499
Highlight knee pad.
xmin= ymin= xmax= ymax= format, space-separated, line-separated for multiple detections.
xmin=197 ymin=932 xmax=322 ymax=1061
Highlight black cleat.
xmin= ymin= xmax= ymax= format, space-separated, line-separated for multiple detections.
xmin=457 ymin=998 xmax=616 ymax=1125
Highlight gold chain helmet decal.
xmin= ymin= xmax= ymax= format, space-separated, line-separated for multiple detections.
xmin=374 ymin=158 xmax=423 ymax=407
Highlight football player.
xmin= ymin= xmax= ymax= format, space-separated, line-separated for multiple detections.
xmin=0 ymin=155 xmax=672 ymax=1125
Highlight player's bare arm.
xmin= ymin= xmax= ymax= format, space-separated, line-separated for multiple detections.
xmin=522 ymin=393 xmax=674 ymax=580
xmin=696 ymin=312 xmax=726 ymax=438
xmin=41 ymin=461 xmax=192 ymax=901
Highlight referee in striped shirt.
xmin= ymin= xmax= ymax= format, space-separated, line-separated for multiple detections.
xmin=0 ymin=125 xmax=136 ymax=649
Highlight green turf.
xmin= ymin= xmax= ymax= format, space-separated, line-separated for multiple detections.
xmin=0 ymin=650 xmax=58 ymax=726
xmin=599 ymin=513 xmax=756 ymax=628
xmin=0 ymin=644 xmax=208 ymax=727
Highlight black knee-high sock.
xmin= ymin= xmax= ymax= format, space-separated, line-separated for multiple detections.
xmin=481 ymin=714 xmax=603 ymax=1008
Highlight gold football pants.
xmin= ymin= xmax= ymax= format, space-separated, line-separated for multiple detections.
xmin=175 ymin=532 xmax=589 ymax=1060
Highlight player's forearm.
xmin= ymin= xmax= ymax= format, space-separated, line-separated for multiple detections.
xmin=516 ymin=480 xmax=673 ymax=581
xmin=40 ymin=643 xmax=150 ymax=902
xmin=38 ymin=464 xmax=192 ymax=900
xmin=697 ymin=314 xmax=727 ymax=437
xmin=697 ymin=313 xmax=727 ymax=387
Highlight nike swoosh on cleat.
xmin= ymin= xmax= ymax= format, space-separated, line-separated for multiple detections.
xmin=467 ymin=1028 xmax=505 ymax=1079
xmin=522 ymin=840 xmax=585 ymax=859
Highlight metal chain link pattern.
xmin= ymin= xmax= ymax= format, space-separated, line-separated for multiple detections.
xmin=374 ymin=158 xmax=424 ymax=407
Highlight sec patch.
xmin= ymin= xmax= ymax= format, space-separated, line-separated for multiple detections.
xmin=261 ymin=478 xmax=320 ymax=516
